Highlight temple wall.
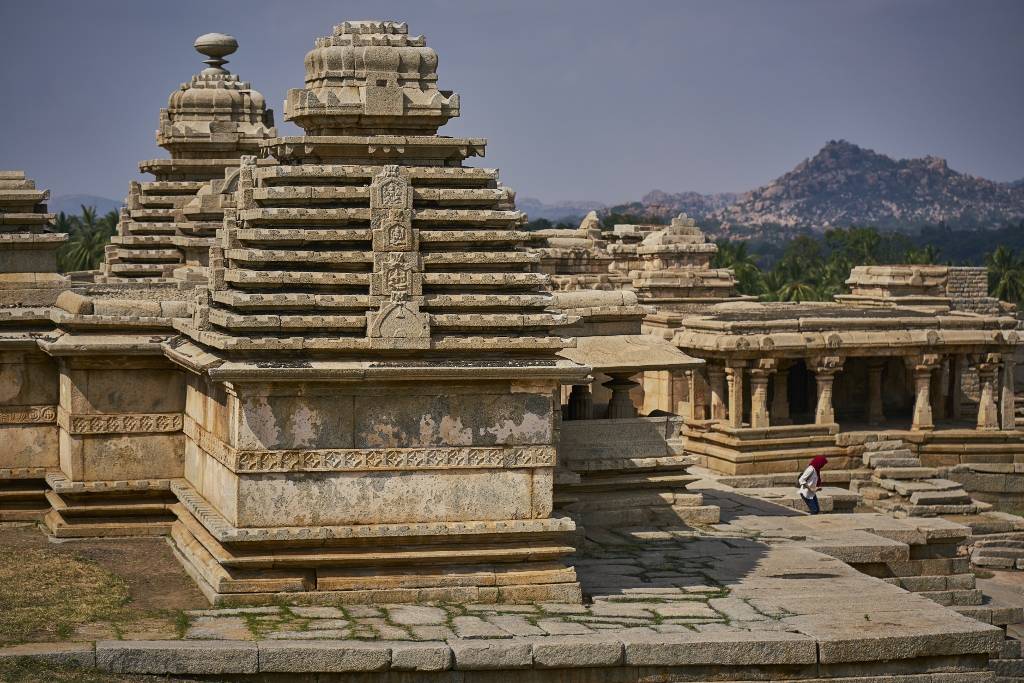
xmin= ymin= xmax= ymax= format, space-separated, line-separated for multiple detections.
xmin=183 ymin=378 xmax=559 ymax=528
xmin=0 ymin=349 xmax=59 ymax=470
xmin=56 ymin=357 xmax=185 ymax=481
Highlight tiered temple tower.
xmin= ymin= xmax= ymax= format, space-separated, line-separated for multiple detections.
xmin=100 ymin=34 xmax=275 ymax=283
xmin=0 ymin=172 xmax=65 ymax=520
xmin=165 ymin=21 xmax=587 ymax=605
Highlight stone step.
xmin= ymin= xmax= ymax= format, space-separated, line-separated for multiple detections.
xmin=972 ymin=554 xmax=1018 ymax=569
xmin=974 ymin=547 xmax=1024 ymax=559
xmin=858 ymin=485 xmax=891 ymax=501
xmin=874 ymin=467 xmax=940 ymax=480
xmin=901 ymin=503 xmax=989 ymax=517
xmin=917 ymin=588 xmax=984 ymax=606
xmin=882 ymin=574 xmax=976 ymax=592
xmin=975 ymin=539 xmax=1024 ymax=549
xmin=994 ymin=659 xmax=1024 ymax=677
xmin=955 ymin=605 xmax=1024 ymax=626
xmin=923 ymin=479 xmax=970 ymax=491
xmin=975 ymin=533 xmax=1024 ymax=546
xmin=866 ymin=456 xmax=922 ymax=469
xmin=862 ymin=439 xmax=906 ymax=452
xmin=1001 ymin=638 xmax=1022 ymax=660
xmin=909 ymin=489 xmax=973 ymax=506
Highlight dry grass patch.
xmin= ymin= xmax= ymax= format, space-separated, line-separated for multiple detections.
xmin=0 ymin=546 xmax=133 ymax=644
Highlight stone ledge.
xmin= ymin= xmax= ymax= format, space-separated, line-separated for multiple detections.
xmin=257 ymin=640 xmax=389 ymax=672
xmin=0 ymin=642 xmax=95 ymax=668
xmin=95 ymin=640 xmax=258 ymax=675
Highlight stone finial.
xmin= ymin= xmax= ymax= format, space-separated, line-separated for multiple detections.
xmin=156 ymin=34 xmax=276 ymax=155
xmin=194 ymin=33 xmax=238 ymax=75
xmin=285 ymin=20 xmax=460 ymax=135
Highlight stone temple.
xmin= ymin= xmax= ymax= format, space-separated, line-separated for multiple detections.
xmin=4 ymin=17 xmax=1024 ymax=683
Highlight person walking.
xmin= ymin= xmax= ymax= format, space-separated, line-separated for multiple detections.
xmin=798 ymin=456 xmax=828 ymax=514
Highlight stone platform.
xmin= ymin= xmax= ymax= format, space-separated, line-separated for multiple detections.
xmin=1 ymin=513 xmax=1009 ymax=681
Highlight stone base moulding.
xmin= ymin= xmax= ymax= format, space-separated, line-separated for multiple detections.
xmin=0 ymin=405 xmax=58 ymax=521
xmin=0 ymin=466 xmax=50 ymax=521
xmin=42 ymin=471 xmax=177 ymax=538
xmin=168 ymin=479 xmax=581 ymax=607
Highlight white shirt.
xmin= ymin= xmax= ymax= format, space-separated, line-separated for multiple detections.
xmin=798 ymin=466 xmax=820 ymax=498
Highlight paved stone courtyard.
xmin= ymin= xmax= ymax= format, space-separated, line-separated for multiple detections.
xmin=2 ymin=491 xmax=1013 ymax=680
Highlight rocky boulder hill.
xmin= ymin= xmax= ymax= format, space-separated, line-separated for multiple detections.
xmin=606 ymin=190 xmax=739 ymax=223
xmin=715 ymin=140 xmax=1024 ymax=232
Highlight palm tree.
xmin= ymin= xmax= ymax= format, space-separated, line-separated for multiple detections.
xmin=776 ymin=278 xmax=820 ymax=302
xmin=713 ymin=240 xmax=763 ymax=296
xmin=987 ymin=246 xmax=1024 ymax=304
xmin=52 ymin=211 xmax=76 ymax=234
xmin=57 ymin=205 xmax=117 ymax=272
xmin=758 ymin=269 xmax=788 ymax=301
xmin=905 ymin=244 xmax=940 ymax=265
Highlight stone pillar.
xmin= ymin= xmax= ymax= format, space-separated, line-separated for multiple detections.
xmin=910 ymin=355 xmax=939 ymax=432
xmin=685 ymin=369 xmax=706 ymax=420
xmin=708 ymin=365 xmax=727 ymax=421
xmin=565 ymin=384 xmax=593 ymax=421
xmin=1001 ymin=355 xmax=1016 ymax=431
xmin=749 ymin=360 xmax=775 ymax=429
xmin=866 ymin=359 xmax=885 ymax=426
xmin=725 ymin=362 xmax=746 ymax=429
xmin=930 ymin=357 xmax=947 ymax=421
xmin=771 ymin=366 xmax=791 ymax=426
xmin=977 ymin=355 xmax=1000 ymax=431
xmin=811 ymin=356 xmax=843 ymax=426
xmin=671 ymin=371 xmax=688 ymax=416
xmin=602 ymin=373 xmax=639 ymax=419
xmin=948 ymin=355 xmax=963 ymax=420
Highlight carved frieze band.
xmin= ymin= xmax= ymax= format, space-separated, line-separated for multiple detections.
xmin=58 ymin=407 xmax=183 ymax=435
xmin=183 ymin=416 xmax=554 ymax=474
xmin=0 ymin=405 xmax=56 ymax=425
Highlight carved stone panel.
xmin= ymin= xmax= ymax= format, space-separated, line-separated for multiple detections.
xmin=0 ymin=405 xmax=56 ymax=425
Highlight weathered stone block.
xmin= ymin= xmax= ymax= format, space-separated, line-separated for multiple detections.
xmin=96 ymin=640 xmax=257 ymax=675
xmin=257 ymin=641 xmax=389 ymax=672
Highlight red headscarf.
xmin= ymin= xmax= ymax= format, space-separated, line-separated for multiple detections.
xmin=809 ymin=456 xmax=828 ymax=486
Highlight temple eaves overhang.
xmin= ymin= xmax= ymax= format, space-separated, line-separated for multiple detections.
xmin=673 ymin=301 xmax=1019 ymax=358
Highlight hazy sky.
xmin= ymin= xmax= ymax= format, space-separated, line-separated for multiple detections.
xmin=1 ymin=0 xmax=1021 ymax=204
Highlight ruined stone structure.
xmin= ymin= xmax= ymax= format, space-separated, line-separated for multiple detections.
xmin=0 ymin=171 xmax=65 ymax=520
xmin=161 ymin=20 xmax=587 ymax=605
xmin=529 ymin=210 xmax=614 ymax=290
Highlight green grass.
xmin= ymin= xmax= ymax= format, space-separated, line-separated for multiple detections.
xmin=0 ymin=547 xmax=134 ymax=645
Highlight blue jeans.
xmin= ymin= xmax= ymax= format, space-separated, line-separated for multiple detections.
xmin=801 ymin=494 xmax=820 ymax=514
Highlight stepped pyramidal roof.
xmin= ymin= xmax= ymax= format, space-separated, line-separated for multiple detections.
xmin=177 ymin=20 xmax=573 ymax=358
xmin=0 ymin=171 xmax=67 ymax=326
xmin=101 ymin=34 xmax=276 ymax=283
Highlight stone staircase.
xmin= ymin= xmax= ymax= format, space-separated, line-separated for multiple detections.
xmin=972 ymin=532 xmax=1024 ymax=570
xmin=851 ymin=437 xmax=992 ymax=517
xmin=993 ymin=635 xmax=1024 ymax=683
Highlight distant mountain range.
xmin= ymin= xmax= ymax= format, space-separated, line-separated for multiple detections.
xmin=54 ymin=143 xmax=1024 ymax=234
xmin=517 ymin=197 xmax=606 ymax=222
xmin=48 ymin=194 xmax=121 ymax=216
xmin=598 ymin=141 xmax=1024 ymax=234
